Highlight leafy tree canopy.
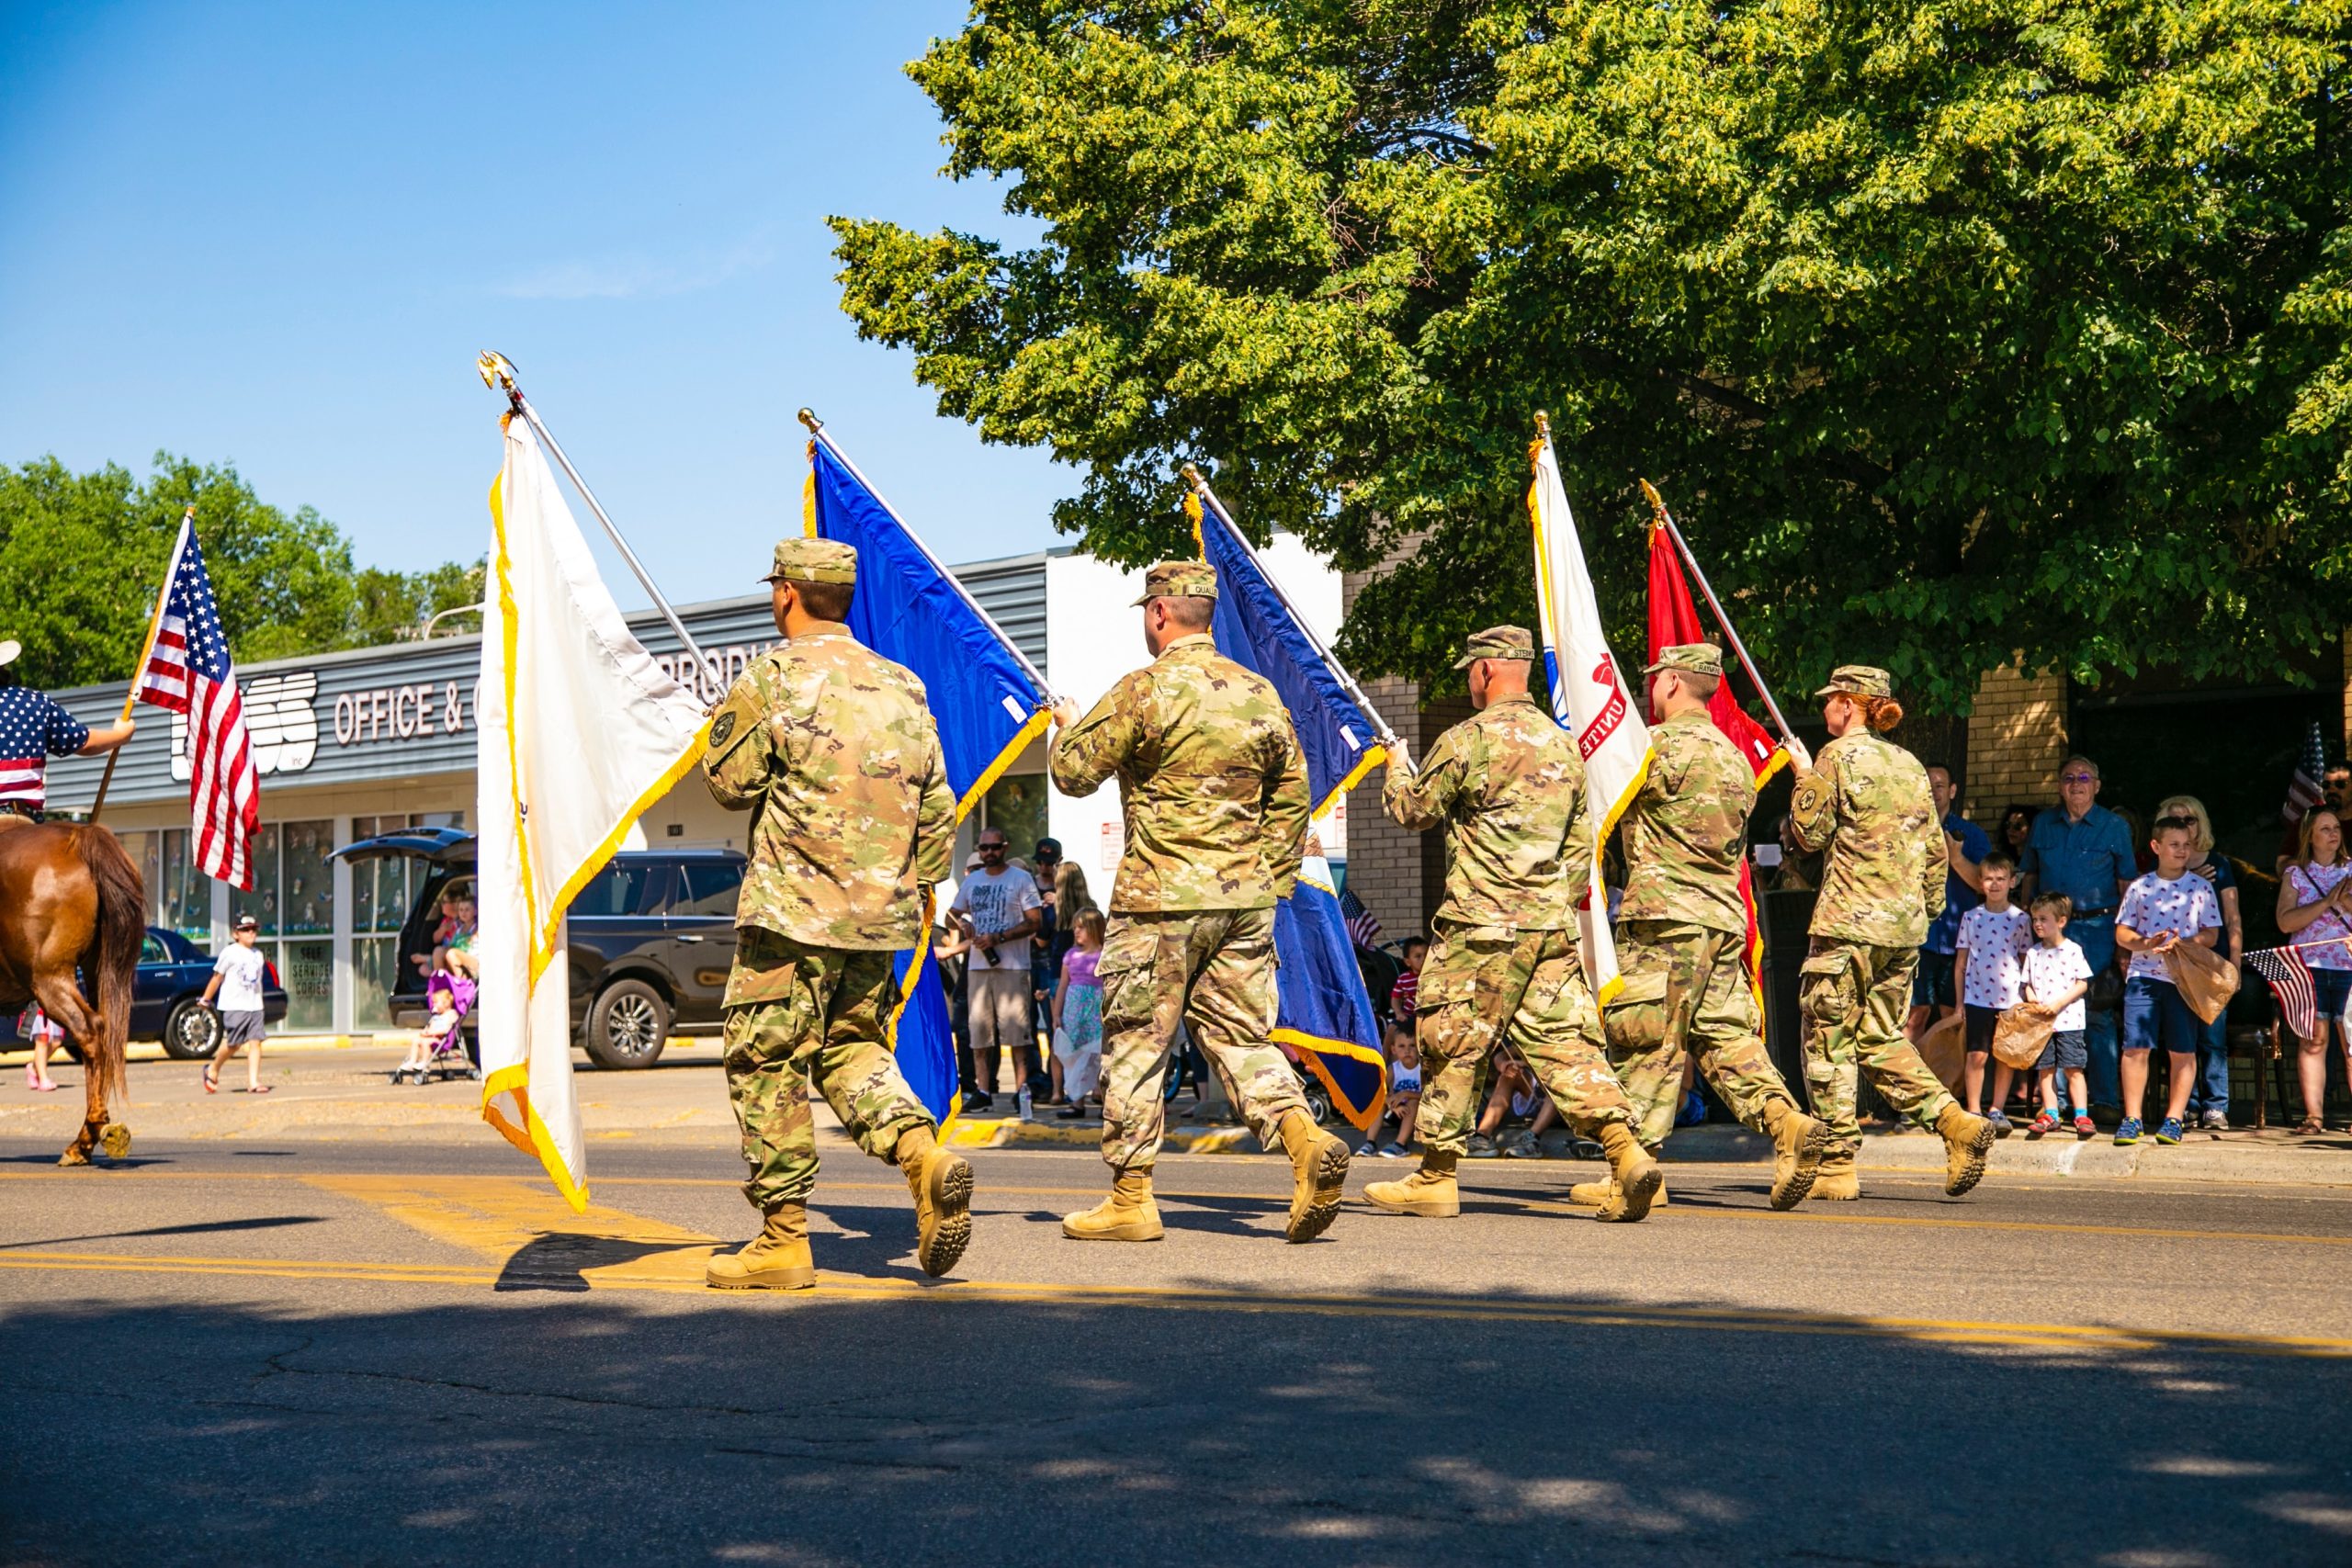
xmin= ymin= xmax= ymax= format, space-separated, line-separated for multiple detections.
xmin=0 ymin=452 xmax=483 ymax=689
xmin=834 ymin=0 xmax=2352 ymax=709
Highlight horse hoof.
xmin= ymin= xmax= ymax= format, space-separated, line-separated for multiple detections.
xmin=58 ymin=1145 xmax=91 ymax=1168
xmin=101 ymin=1123 xmax=132 ymax=1159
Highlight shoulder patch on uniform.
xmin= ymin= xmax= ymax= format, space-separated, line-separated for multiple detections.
xmin=706 ymin=687 xmax=763 ymax=766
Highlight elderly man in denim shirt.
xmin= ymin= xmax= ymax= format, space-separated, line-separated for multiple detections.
xmin=2018 ymin=755 xmax=2137 ymax=1111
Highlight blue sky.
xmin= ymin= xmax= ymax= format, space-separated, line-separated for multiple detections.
xmin=0 ymin=1 xmax=1069 ymax=612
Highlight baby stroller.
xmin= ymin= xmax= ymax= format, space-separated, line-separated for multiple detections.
xmin=393 ymin=971 xmax=479 ymax=1084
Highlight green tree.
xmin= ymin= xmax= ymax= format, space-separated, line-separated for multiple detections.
xmin=834 ymin=0 xmax=2352 ymax=708
xmin=0 ymin=452 xmax=481 ymax=688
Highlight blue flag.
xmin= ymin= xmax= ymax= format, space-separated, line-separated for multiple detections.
xmin=1193 ymin=494 xmax=1387 ymax=818
xmin=1188 ymin=489 xmax=1388 ymax=1133
xmin=808 ymin=437 xmax=1052 ymax=1127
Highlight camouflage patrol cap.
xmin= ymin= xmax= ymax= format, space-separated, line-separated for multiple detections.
xmin=1133 ymin=559 xmax=1218 ymax=605
xmin=1453 ymin=625 xmax=1535 ymax=670
xmin=1814 ymin=664 xmax=1893 ymax=700
xmin=1644 ymin=642 xmax=1723 ymax=679
xmin=763 ymin=537 xmax=857 ymax=586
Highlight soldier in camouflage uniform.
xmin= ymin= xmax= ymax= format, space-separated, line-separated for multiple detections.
xmin=1048 ymin=560 xmax=1351 ymax=1245
xmin=1582 ymin=644 xmax=1827 ymax=1213
xmin=1788 ymin=665 xmax=1995 ymax=1200
xmin=1363 ymin=626 xmax=1663 ymax=1224
xmin=699 ymin=537 xmax=975 ymax=1288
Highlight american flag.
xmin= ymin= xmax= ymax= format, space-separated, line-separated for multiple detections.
xmin=2243 ymin=938 xmax=2352 ymax=1046
xmin=2283 ymin=720 xmax=2328 ymax=826
xmin=1338 ymin=884 xmax=1382 ymax=948
xmin=135 ymin=519 xmax=258 ymax=888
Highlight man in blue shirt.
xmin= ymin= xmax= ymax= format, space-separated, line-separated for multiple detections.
xmin=2018 ymin=754 xmax=2138 ymax=1112
xmin=1906 ymin=765 xmax=1988 ymax=1047
xmin=0 ymin=639 xmax=137 ymax=824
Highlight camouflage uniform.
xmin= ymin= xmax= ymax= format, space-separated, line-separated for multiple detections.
xmin=1049 ymin=562 xmax=1314 ymax=1173
xmin=1603 ymin=648 xmax=1802 ymax=1148
xmin=1787 ymin=667 xmax=1956 ymax=1160
xmin=703 ymin=539 xmax=957 ymax=1211
xmin=1382 ymin=627 xmax=1634 ymax=1154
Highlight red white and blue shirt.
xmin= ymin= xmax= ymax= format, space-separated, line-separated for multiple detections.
xmin=0 ymin=688 xmax=90 ymax=810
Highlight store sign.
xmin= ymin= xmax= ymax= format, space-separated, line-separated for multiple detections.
xmin=333 ymin=679 xmax=475 ymax=747
xmin=170 ymin=672 xmax=322 ymax=781
xmin=655 ymin=639 xmax=780 ymax=704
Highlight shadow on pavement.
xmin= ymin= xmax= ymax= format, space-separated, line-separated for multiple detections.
xmin=6 ymin=1278 xmax=2348 ymax=1566
xmin=1 ymin=1213 xmax=328 ymax=1250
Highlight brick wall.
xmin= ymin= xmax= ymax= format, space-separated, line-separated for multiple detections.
xmin=1962 ymin=657 xmax=2069 ymax=823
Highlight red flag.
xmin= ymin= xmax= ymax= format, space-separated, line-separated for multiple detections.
xmin=1646 ymin=523 xmax=1786 ymax=997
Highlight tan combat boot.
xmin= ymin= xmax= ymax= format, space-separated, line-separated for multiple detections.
xmin=1276 ymin=1109 xmax=1351 ymax=1242
xmin=1936 ymin=1101 xmax=1996 ymax=1197
xmin=1762 ymin=1098 xmax=1829 ymax=1211
xmin=1811 ymin=1154 xmax=1860 ymax=1200
xmin=1062 ymin=1168 xmax=1163 ymax=1241
xmin=1364 ymin=1150 xmax=1461 ymax=1216
xmin=1566 ymin=1174 xmax=1668 ymax=1207
xmin=706 ymin=1202 xmax=817 ymax=1290
xmin=897 ymin=1125 xmax=974 ymax=1278
xmin=1594 ymin=1122 xmax=1663 ymax=1223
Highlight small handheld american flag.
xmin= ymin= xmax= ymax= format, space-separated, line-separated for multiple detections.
xmin=135 ymin=518 xmax=259 ymax=889
xmin=2243 ymin=937 xmax=2352 ymax=1046
xmin=2282 ymin=721 xmax=2328 ymax=827
xmin=1339 ymin=884 xmax=1383 ymax=949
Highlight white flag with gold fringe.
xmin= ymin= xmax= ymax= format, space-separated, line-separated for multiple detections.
xmin=476 ymin=414 xmax=708 ymax=1210
xmin=1528 ymin=426 xmax=1653 ymax=1003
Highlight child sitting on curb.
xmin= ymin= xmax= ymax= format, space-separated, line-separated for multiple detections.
xmin=2020 ymin=893 xmax=2096 ymax=1139
xmin=1956 ymin=852 xmax=2033 ymax=1135
xmin=2114 ymin=815 xmax=2222 ymax=1145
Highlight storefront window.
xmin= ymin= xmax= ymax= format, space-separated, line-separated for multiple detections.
xmin=155 ymin=829 xmax=211 ymax=943
xmin=281 ymin=939 xmax=334 ymax=1032
xmin=282 ymin=821 xmax=334 ymax=935
xmin=231 ymin=824 xmax=282 ymax=935
xmin=347 ymin=812 xmax=461 ymax=1033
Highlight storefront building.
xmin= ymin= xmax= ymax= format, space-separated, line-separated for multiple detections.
xmin=44 ymin=539 xmax=1348 ymax=1037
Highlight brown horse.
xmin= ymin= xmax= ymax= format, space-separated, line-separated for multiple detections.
xmin=0 ymin=817 xmax=143 ymax=1164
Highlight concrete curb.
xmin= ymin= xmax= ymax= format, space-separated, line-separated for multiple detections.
xmin=947 ymin=1114 xmax=2352 ymax=1186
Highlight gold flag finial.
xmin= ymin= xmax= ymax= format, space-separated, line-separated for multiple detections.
xmin=1533 ymin=409 xmax=1551 ymax=439
xmin=1180 ymin=462 xmax=1204 ymax=489
xmin=797 ymin=408 xmax=822 ymax=434
xmin=476 ymin=351 xmax=518 ymax=393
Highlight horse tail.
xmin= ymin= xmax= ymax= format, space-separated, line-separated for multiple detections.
xmin=73 ymin=826 xmax=141 ymax=1106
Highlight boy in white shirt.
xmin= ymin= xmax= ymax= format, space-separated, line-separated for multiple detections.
xmin=1954 ymin=852 xmax=2034 ymax=1134
xmin=2020 ymin=893 xmax=2096 ymax=1138
xmin=199 ymin=914 xmax=272 ymax=1094
xmin=2113 ymin=815 xmax=2222 ymax=1146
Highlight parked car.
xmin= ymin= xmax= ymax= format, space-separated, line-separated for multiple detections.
xmin=333 ymin=829 xmax=743 ymax=1069
xmin=0 ymin=926 xmax=289 ymax=1058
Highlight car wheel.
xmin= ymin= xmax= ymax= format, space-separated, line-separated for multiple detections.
xmin=1295 ymin=1072 xmax=1334 ymax=1128
xmin=160 ymin=999 xmax=224 ymax=1060
xmin=583 ymin=979 xmax=670 ymax=1070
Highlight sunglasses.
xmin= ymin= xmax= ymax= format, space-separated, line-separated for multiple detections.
xmin=2060 ymin=773 xmax=2098 ymax=784
xmin=978 ymin=842 xmax=1008 ymax=853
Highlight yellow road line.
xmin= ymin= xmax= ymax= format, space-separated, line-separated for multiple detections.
xmin=3 ymin=1247 xmax=2346 ymax=1359
xmin=11 ymin=1168 xmax=2346 ymax=1251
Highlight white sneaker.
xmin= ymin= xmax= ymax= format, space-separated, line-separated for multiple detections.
xmin=2199 ymin=1108 xmax=2230 ymax=1131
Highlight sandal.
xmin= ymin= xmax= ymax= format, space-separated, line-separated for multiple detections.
xmin=202 ymin=1064 xmax=220 ymax=1094
xmin=245 ymin=1083 xmax=273 ymax=1095
xmin=2294 ymin=1116 xmax=2324 ymax=1135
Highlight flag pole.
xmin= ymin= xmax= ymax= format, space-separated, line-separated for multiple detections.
xmin=797 ymin=409 xmax=1057 ymax=702
xmin=1180 ymin=464 xmax=1402 ymax=751
xmin=86 ymin=506 xmax=190 ymax=824
xmin=475 ymin=353 xmax=711 ymax=672
xmin=1637 ymin=479 xmax=1799 ymax=748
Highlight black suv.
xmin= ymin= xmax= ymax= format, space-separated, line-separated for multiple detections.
xmin=334 ymin=829 xmax=743 ymax=1069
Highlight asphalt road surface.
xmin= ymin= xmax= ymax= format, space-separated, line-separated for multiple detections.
xmin=5 ymin=1134 xmax=2349 ymax=1567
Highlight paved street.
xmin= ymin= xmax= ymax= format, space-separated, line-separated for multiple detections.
xmin=5 ymin=1049 xmax=2351 ymax=1566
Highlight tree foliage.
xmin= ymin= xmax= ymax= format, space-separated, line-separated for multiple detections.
xmin=834 ymin=0 xmax=2352 ymax=708
xmin=0 ymin=453 xmax=483 ymax=689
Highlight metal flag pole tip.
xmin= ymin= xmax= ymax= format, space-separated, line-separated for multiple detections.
xmin=797 ymin=408 xmax=822 ymax=434
xmin=1534 ymin=410 xmax=1551 ymax=438
xmin=473 ymin=351 xmax=710 ymax=673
